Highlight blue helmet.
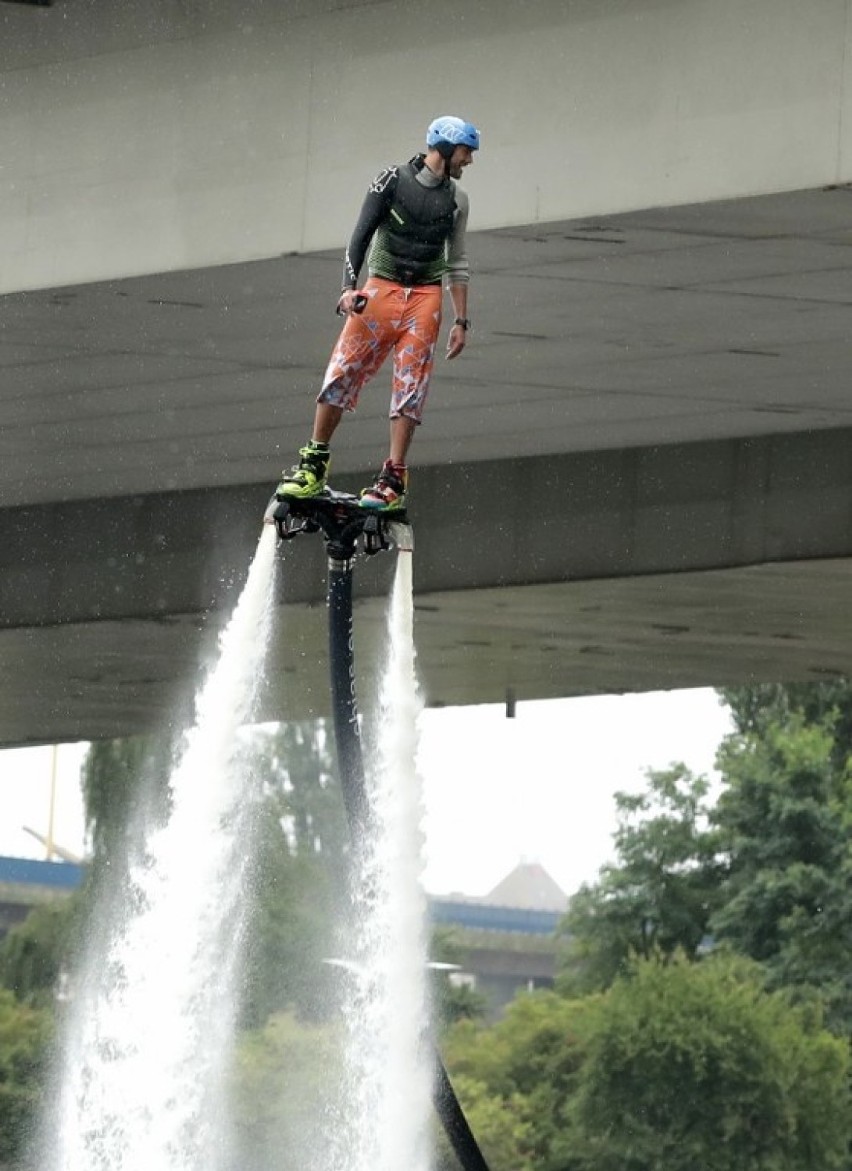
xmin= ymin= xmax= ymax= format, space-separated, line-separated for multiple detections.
xmin=426 ymin=115 xmax=480 ymax=155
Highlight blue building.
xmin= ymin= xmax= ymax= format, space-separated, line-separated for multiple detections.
xmin=428 ymin=862 xmax=568 ymax=1016
xmin=0 ymin=855 xmax=84 ymax=939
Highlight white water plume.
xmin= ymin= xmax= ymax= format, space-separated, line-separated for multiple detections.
xmin=46 ymin=525 xmax=279 ymax=1171
xmin=341 ymin=547 xmax=433 ymax=1171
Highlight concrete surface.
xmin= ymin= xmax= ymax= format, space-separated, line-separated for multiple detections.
xmin=2 ymin=1 xmax=852 ymax=747
xmin=1 ymin=422 xmax=850 ymax=744
xmin=3 ymin=0 xmax=852 ymax=293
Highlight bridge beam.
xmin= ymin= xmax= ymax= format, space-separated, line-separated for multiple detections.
xmin=2 ymin=428 xmax=850 ymax=746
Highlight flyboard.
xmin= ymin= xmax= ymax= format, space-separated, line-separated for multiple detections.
xmin=264 ymin=488 xmax=492 ymax=1171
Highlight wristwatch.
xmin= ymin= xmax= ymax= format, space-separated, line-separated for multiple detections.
xmin=454 ymin=317 xmax=471 ymax=330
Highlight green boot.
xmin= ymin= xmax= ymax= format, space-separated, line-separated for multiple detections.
xmin=277 ymin=443 xmax=330 ymax=499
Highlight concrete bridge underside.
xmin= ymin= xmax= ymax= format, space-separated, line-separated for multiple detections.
xmin=3 ymin=188 xmax=852 ymax=745
xmin=4 ymin=0 xmax=852 ymax=746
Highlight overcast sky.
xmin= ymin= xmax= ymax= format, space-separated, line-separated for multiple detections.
xmin=0 ymin=688 xmax=732 ymax=899
xmin=419 ymin=689 xmax=731 ymax=897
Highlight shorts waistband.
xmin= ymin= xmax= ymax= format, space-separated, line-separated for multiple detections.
xmin=369 ymin=273 xmax=443 ymax=290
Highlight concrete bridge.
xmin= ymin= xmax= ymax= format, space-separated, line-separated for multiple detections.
xmin=2 ymin=0 xmax=851 ymax=745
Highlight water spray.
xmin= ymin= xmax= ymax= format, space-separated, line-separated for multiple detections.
xmin=265 ymin=487 xmax=491 ymax=1171
xmin=45 ymin=526 xmax=279 ymax=1171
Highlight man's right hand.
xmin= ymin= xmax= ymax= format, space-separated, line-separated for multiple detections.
xmin=336 ymin=289 xmax=368 ymax=316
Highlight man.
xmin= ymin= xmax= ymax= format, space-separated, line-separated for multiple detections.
xmin=276 ymin=115 xmax=480 ymax=512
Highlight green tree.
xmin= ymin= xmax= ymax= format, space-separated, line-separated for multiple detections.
xmin=435 ymin=1070 xmax=535 ymax=1171
xmin=0 ymin=900 xmax=82 ymax=1008
xmin=230 ymin=1010 xmax=343 ymax=1171
xmin=720 ymin=680 xmax=852 ymax=771
xmin=237 ymin=720 xmax=348 ymax=1027
xmin=81 ymin=733 xmax=175 ymax=870
xmin=0 ymin=737 xmax=161 ymax=1013
xmin=79 ymin=721 xmax=348 ymax=1029
xmin=442 ymin=991 xmax=597 ymax=1171
xmin=0 ymin=989 xmax=52 ymax=1165
xmin=240 ymin=814 xmax=341 ymax=1027
xmin=558 ymin=765 xmax=723 ymax=993
xmin=429 ymin=926 xmax=488 ymax=1030
xmin=257 ymin=721 xmax=348 ymax=869
xmin=710 ymin=711 xmax=852 ymax=1032
xmin=573 ymin=953 xmax=850 ymax=1171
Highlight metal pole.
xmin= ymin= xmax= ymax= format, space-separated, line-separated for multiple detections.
xmin=46 ymin=744 xmax=58 ymax=861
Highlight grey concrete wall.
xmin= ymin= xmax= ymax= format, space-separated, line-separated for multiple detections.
xmin=2 ymin=0 xmax=851 ymax=293
xmin=3 ymin=427 xmax=850 ymax=632
xmin=2 ymin=427 xmax=850 ymax=746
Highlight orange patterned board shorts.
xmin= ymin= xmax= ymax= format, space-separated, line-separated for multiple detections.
xmin=317 ymin=276 xmax=443 ymax=424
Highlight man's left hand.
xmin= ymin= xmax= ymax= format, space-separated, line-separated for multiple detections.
xmin=445 ymin=324 xmax=467 ymax=361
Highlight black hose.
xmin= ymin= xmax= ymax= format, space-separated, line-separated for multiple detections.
xmin=433 ymin=1059 xmax=492 ymax=1171
xmin=327 ymin=556 xmax=370 ymax=837
xmin=325 ymin=551 xmax=491 ymax=1171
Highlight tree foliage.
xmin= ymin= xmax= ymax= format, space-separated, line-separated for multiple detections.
xmin=0 ymin=989 xmax=52 ymax=1165
xmin=78 ymin=720 xmax=349 ymax=1028
xmin=256 ymin=721 xmax=348 ymax=869
xmin=558 ymin=765 xmax=723 ymax=993
xmin=710 ymin=702 xmax=852 ymax=1032
xmin=573 ymin=953 xmax=850 ymax=1171
xmin=720 ymin=680 xmax=852 ymax=771
xmin=0 ymin=900 xmax=82 ymax=1009
xmin=81 ymin=733 xmax=175 ymax=871
xmin=240 ymin=816 xmax=341 ymax=1028
xmin=442 ymin=956 xmax=850 ymax=1171
xmin=237 ymin=720 xmax=348 ymax=1027
xmin=442 ymin=991 xmax=596 ymax=1171
xmin=429 ymin=927 xmax=488 ymax=1031
xmin=230 ymin=1010 xmax=343 ymax=1171
xmin=557 ymin=683 xmax=852 ymax=1040
xmin=33 ymin=681 xmax=852 ymax=1170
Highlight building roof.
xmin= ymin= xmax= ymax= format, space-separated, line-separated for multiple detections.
xmin=481 ymin=861 xmax=569 ymax=912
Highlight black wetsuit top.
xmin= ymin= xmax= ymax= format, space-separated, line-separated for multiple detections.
xmin=342 ymin=155 xmax=463 ymax=289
